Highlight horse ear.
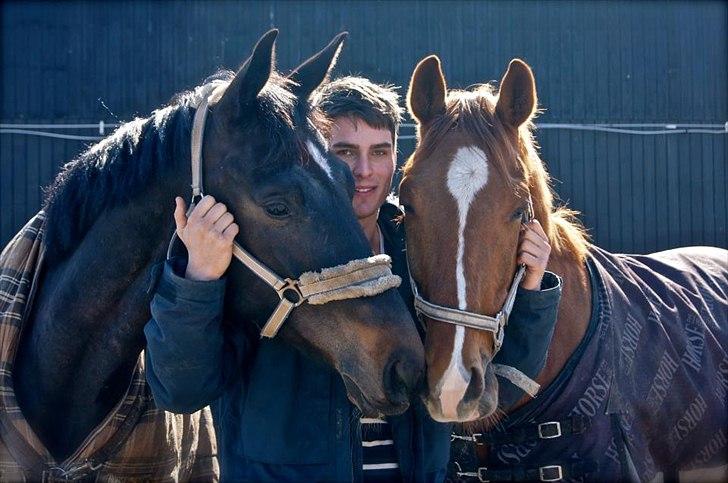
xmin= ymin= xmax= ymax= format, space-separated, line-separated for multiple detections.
xmin=288 ymin=32 xmax=348 ymax=99
xmin=407 ymin=55 xmax=447 ymax=125
xmin=495 ymin=59 xmax=537 ymax=128
xmin=217 ymin=29 xmax=278 ymax=117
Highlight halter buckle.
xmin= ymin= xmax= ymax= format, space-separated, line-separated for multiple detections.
xmin=279 ymin=278 xmax=305 ymax=306
xmin=493 ymin=312 xmax=506 ymax=351
xmin=191 ymin=192 xmax=204 ymax=205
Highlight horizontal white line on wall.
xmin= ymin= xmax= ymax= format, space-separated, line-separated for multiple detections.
xmin=1 ymin=121 xmax=726 ymax=140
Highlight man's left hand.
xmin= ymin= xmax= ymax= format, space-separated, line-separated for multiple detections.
xmin=518 ymin=220 xmax=551 ymax=290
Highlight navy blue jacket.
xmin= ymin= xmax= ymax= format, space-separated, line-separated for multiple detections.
xmin=144 ymin=201 xmax=562 ymax=482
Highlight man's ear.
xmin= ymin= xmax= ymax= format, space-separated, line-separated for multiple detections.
xmin=495 ymin=58 xmax=537 ymax=128
xmin=407 ymin=55 xmax=447 ymax=126
xmin=288 ymin=32 xmax=348 ymax=100
xmin=215 ymin=29 xmax=278 ymax=119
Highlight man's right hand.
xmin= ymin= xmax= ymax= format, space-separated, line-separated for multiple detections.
xmin=174 ymin=195 xmax=239 ymax=281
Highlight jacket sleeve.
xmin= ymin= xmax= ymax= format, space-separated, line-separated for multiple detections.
xmin=494 ymin=271 xmax=562 ymax=407
xmin=144 ymin=259 xmax=246 ymax=413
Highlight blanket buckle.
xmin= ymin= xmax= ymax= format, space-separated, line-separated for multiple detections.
xmin=538 ymin=421 xmax=562 ymax=439
xmin=539 ymin=465 xmax=563 ymax=481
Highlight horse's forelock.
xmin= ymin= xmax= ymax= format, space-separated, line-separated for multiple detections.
xmin=406 ymin=86 xmax=522 ymax=187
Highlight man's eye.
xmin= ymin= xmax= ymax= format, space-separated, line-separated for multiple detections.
xmin=264 ymin=202 xmax=291 ymax=218
xmin=336 ymin=149 xmax=354 ymax=157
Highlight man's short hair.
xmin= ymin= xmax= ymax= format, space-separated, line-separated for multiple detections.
xmin=312 ymin=76 xmax=404 ymax=141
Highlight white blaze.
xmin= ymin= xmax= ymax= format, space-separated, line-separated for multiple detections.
xmin=306 ymin=140 xmax=333 ymax=179
xmin=438 ymin=146 xmax=490 ymax=418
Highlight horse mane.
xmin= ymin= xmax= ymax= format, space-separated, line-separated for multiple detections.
xmin=42 ymin=71 xmax=299 ymax=264
xmin=405 ymin=84 xmax=589 ymax=264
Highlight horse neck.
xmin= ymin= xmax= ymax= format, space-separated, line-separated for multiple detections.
xmin=465 ymin=221 xmax=592 ymax=436
xmin=538 ymin=244 xmax=592 ymax=386
xmin=14 ymin=173 xmax=186 ymax=459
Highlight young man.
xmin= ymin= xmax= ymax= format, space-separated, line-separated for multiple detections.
xmin=144 ymin=77 xmax=561 ymax=482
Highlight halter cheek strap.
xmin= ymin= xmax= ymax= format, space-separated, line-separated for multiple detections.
xmin=407 ymin=197 xmax=541 ymax=397
xmin=166 ymin=96 xmax=401 ymax=338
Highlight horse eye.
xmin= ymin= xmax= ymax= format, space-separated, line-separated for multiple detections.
xmin=512 ymin=208 xmax=525 ymax=220
xmin=264 ymin=202 xmax=291 ymax=218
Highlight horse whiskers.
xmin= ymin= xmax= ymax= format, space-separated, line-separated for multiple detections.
xmin=474 ymin=407 xmax=506 ymax=434
xmin=491 ymin=407 xmax=508 ymax=431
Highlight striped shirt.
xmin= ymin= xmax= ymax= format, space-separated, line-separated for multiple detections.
xmin=361 ymin=229 xmax=401 ymax=481
xmin=361 ymin=417 xmax=401 ymax=482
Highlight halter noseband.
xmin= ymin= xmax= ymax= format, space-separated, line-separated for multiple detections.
xmin=407 ymin=198 xmax=541 ymax=397
xmin=167 ymin=96 xmax=401 ymax=338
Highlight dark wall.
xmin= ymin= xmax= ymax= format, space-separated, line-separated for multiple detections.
xmin=2 ymin=0 xmax=726 ymax=252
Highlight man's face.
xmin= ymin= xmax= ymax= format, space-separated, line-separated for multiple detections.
xmin=328 ymin=117 xmax=396 ymax=222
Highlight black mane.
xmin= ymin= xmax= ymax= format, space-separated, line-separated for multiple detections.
xmin=42 ymin=71 xmax=301 ymax=263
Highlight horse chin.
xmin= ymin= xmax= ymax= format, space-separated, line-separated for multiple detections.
xmin=341 ymin=373 xmax=410 ymax=417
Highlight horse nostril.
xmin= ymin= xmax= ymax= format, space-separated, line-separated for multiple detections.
xmin=462 ymin=366 xmax=485 ymax=404
xmin=384 ymin=357 xmax=422 ymax=406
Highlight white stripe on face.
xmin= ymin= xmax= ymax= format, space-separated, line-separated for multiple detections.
xmin=306 ymin=140 xmax=333 ymax=179
xmin=438 ymin=146 xmax=490 ymax=418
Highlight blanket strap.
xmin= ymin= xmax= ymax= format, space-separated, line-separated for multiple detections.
xmin=453 ymin=459 xmax=598 ymax=482
xmin=451 ymin=415 xmax=589 ymax=446
xmin=0 ymin=415 xmax=49 ymax=480
xmin=34 ymin=386 xmax=149 ymax=481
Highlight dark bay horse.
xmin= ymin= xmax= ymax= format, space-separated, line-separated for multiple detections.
xmin=401 ymin=56 xmax=727 ymax=480
xmin=2 ymin=30 xmax=424 ymax=475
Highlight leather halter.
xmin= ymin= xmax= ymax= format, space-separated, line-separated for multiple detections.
xmin=167 ymin=96 xmax=401 ymax=338
xmin=407 ymin=197 xmax=541 ymax=397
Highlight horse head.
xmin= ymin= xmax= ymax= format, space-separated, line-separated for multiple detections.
xmin=400 ymin=56 xmax=541 ymax=422
xmin=199 ymin=31 xmax=423 ymax=415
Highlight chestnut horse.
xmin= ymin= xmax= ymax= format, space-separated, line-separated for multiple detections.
xmin=401 ymin=56 xmax=727 ymax=481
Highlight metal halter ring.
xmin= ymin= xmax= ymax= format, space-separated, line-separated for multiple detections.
xmin=279 ymin=279 xmax=305 ymax=306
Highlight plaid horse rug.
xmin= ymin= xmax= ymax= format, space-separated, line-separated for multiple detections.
xmin=450 ymin=246 xmax=727 ymax=482
xmin=0 ymin=212 xmax=219 ymax=482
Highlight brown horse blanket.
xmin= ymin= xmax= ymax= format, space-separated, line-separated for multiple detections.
xmin=450 ymin=245 xmax=727 ymax=482
xmin=0 ymin=213 xmax=219 ymax=481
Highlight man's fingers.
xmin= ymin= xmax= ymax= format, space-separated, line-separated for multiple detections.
xmin=188 ymin=195 xmax=217 ymax=222
xmin=223 ymin=223 xmax=239 ymax=241
xmin=214 ymin=212 xmax=235 ymax=233
xmin=521 ymin=229 xmax=550 ymax=252
xmin=518 ymin=250 xmax=541 ymax=263
xmin=174 ymin=197 xmax=188 ymax=232
xmin=525 ymin=220 xmax=549 ymax=242
xmin=517 ymin=251 xmax=537 ymax=265
xmin=518 ymin=246 xmax=548 ymax=265
xmin=522 ymin=226 xmax=549 ymax=246
xmin=205 ymin=203 xmax=230 ymax=225
xmin=519 ymin=238 xmax=547 ymax=257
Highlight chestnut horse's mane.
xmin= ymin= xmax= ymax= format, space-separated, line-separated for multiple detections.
xmin=404 ymin=84 xmax=589 ymax=264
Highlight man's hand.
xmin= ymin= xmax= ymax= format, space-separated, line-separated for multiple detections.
xmin=174 ymin=196 xmax=239 ymax=281
xmin=517 ymin=220 xmax=551 ymax=290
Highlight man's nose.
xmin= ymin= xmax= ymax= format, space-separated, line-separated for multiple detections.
xmin=353 ymin=155 xmax=373 ymax=178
